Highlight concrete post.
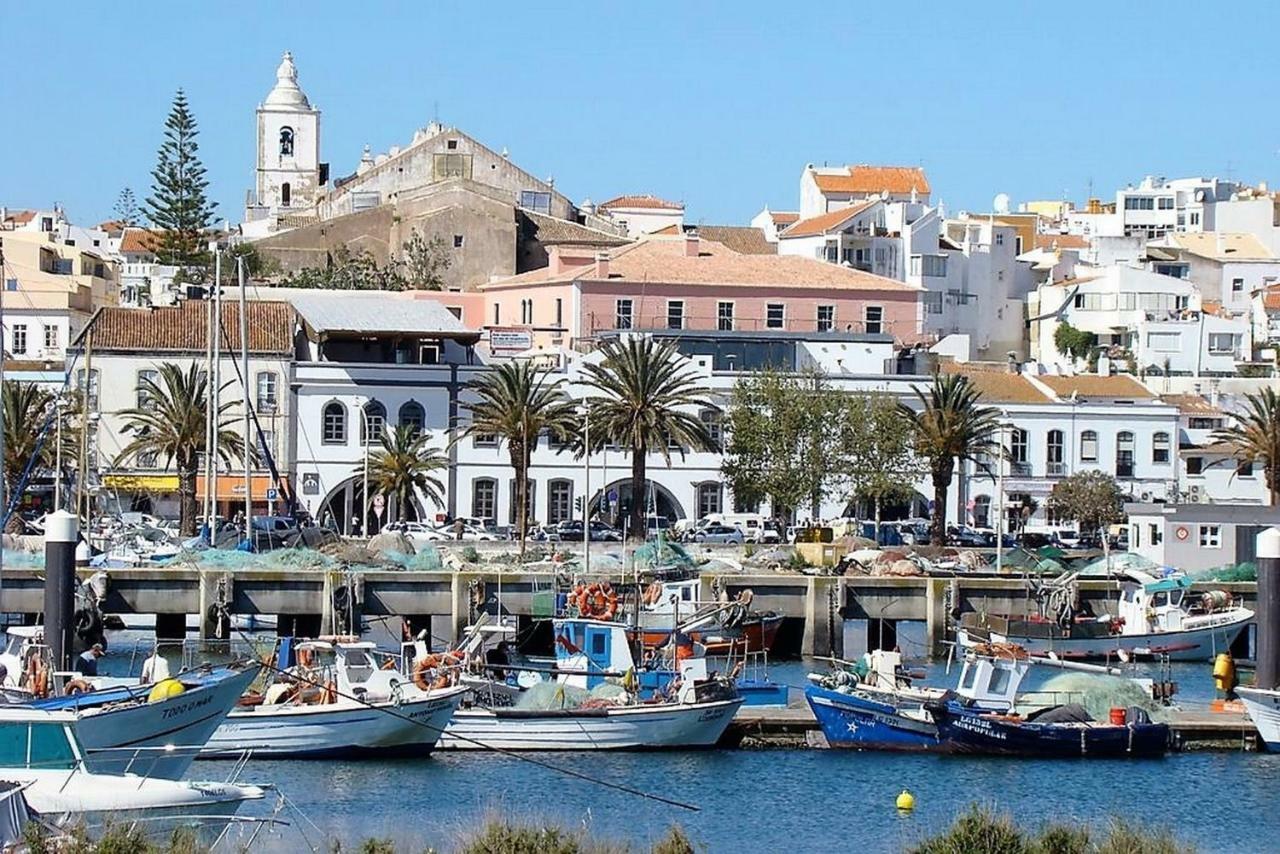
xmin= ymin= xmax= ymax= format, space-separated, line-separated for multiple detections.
xmin=320 ymin=571 xmax=335 ymax=636
xmin=197 ymin=571 xmax=232 ymax=640
xmin=42 ymin=511 xmax=77 ymax=671
xmin=925 ymin=577 xmax=948 ymax=660
xmin=1256 ymin=527 xmax=1280 ymax=690
xmin=802 ymin=577 xmax=843 ymax=658
xmin=449 ymin=571 xmax=469 ymax=646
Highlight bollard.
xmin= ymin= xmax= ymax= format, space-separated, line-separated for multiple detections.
xmin=1255 ymin=526 xmax=1280 ymax=691
xmin=42 ymin=511 xmax=78 ymax=672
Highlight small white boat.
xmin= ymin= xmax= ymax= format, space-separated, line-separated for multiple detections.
xmin=1237 ymin=685 xmax=1280 ymax=751
xmin=200 ymin=639 xmax=465 ymax=758
xmin=439 ymin=618 xmax=743 ymax=750
xmin=959 ymin=567 xmax=1252 ymax=661
xmin=0 ymin=707 xmax=263 ymax=832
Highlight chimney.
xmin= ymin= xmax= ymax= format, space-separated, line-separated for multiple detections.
xmin=1005 ymin=351 xmax=1019 ymax=374
xmin=1210 ymin=379 xmax=1220 ymax=408
xmin=594 ymin=251 xmax=610 ymax=279
xmin=684 ymin=231 xmax=700 ymax=258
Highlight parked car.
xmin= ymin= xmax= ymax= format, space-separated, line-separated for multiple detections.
xmin=384 ymin=520 xmax=450 ymax=544
xmin=946 ymin=525 xmax=987 ymax=547
xmin=896 ymin=521 xmax=931 ymax=545
xmin=551 ymin=520 xmax=623 ymax=542
xmin=756 ymin=521 xmax=783 ymax=544
xmin=692 ymin=523 xmax=745 ymax=545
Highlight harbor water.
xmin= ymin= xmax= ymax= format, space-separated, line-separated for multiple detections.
xmin=91 ymin=637 xmax=1275 ymax=851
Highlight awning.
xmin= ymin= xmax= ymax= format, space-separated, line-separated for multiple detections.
xmin=101 ymin=474 xmax=181 ymax=492
xmin=197 ymin=474 xmax=289 ymax=502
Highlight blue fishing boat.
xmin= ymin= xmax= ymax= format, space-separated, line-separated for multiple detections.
xmin=925 ymin=699 xmax=1170 ymax=758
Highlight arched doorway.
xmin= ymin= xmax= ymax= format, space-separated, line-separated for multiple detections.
xmin=588 ymin=478 xmax=687 ymax=536
xmin=317 ymin=475 xmax=427 ymax=536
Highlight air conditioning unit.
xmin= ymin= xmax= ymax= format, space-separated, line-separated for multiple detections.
xmin=1140 ymin=491 xmax=1152 ymax=502
xmin=1188 ymin=485 xmax=1203 ymax=504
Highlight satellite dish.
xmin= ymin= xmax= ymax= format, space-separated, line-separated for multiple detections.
xmin=993 ymin=193 xmax=1011 ymax=215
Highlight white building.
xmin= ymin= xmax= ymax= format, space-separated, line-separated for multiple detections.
xmin=798 ymin=164 xmax=930 ymax=217
xmin=243 ymin=51 xmax=324 ymax=233
xmin=116 ymin=228 xmax=181 ymax=306
xmin=594 ymin=195 xmax=684 ymax=238
xmin=1159 ymin=393 xmax=1271 ymax=507
xmin=1147 ymin=232 xmax=1280 ymax=313
xmin=749 ymin=207 xmax=799 ymax=243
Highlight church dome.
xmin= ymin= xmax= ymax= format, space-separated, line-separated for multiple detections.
xmin=263 ymin=51 xmax=311 ymax=110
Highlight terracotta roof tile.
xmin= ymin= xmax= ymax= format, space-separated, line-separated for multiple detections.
xmin=812 ymin=165 xmax=930 ymax=196
xmin=688 ymin=226 xmax=775 ymax=255
xmin=83 ymin=301 xmax=295 ymax=354
xmin=1160 ymin=394 xmax=1223 ymax=415
xmin=937 ymin=363 xmax=1051 ymax=403
xmin=119 ymin=228 xmax=158 ymax=254
xmin=518 ymin=210 xmax=630 ymax=247
xmin=2 ymin=210 xmax=35 ymax=226
xmin=1034 ymin=233 xmax=1089 ymax=251
xmin=1035 ymin=374 xmax=1154 ymax=400
xmin=771 ymin=212 xmax=799 ymax=225
xmin=1170 ymin=232 xmax=1274 ymax=261
xmin=597 ymin=194 xmax=684 ymax=211
xmin=780 ymin=200 xmax=878 ymax=238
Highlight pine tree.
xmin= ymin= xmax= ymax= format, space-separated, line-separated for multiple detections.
xmin=112 ymin=187 xmax=141 ymax=227
xmin=144 ymin=90 xmax=215 ymax=266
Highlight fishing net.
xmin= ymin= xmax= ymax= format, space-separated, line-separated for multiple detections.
xmin=512 ymin=679 xmax=630 ymax=710
xmin=998 ymin=548 xmax=1067 ymax=575
xmin=1193 ymin=562 xmax=1256 ymax=583
xmin=631 ymin=535 xmax=696 ymax=571
xmin=1032 ymin=672 xmax=1167 ymax=721
xmin=1075 ymin=552 xmax=1160 ymax=577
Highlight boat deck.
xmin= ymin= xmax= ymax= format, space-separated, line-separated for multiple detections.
xmin=729 ymin=703 xmax=1263 ymax=751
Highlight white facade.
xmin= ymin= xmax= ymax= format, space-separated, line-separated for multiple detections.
xmin=595 ymin=201 xmax=683 ymax=238
xmin=245 ymin=51 xmax=321 ymax=224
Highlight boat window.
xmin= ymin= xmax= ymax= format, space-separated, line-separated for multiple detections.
xmin=343 ymin=649 xmax=374 ymax=682
xmin=681 ymin=586 xmax=693 ymax=601
xmin=1170 ymin=590 xmax=1183 ymax=607
xmin=26 ymin=724 xmax=76 ymax=770
xmin=1153 ymin=591 xmax=1168 ymax=608
xmin=959 ymin=664 xmax=977 ymax=691
xmin=0 ymin=723 xmax=28 ymax=766
xmin=590 ymin=632 xmax=606 ymax=656
xmin=987 ymin=667 xmax=1011 ymax=696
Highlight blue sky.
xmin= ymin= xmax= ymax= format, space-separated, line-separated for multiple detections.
xmin=4 ymin=1 xmax=1277 ymax=227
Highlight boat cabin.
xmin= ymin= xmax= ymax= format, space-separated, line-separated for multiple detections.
xmin=0 ymin=709 xmax=83 ymax=770
xmin=640 ymin=579 xmax=703 ymax=618
xmin=289 ymin=640 xmax=407 ymax=703
xmin=1115 ymin=570 xmax=1192 ymax=634
xmin=552 ymin=619 xmax=638 ymax=690
xmin=954 ymin=650 xmax=1032 ymax=710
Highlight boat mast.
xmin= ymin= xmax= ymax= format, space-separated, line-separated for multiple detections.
xmin=238 ymin=258 xmax=252 ymax=546
xmin=204 ymin=247 xmax=219 ymax=541
xmin=211 ymin=261 xmax=222 ymax=533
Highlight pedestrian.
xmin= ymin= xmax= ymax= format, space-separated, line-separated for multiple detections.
xmin=140 ymin=648 xmax=171 ymax=684
xmin=78 ymin=644 xmax=104 ymax=677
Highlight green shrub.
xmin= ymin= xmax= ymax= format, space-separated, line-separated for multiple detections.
xmin=911 ymin=805 xmax=1032 ymax=854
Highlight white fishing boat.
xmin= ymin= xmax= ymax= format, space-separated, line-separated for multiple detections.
xmin=200 ymin=639 xmax=465 ymax=758
xmin=439 ymin=618 xmax=743 ymax=750
xmin=1237 ymin=685 xmax=1280 ymax=751
xmin=958 ymin=567 xmax=1252 ymax=661
xmin=0 ymin=707 xmax=264 ymax=832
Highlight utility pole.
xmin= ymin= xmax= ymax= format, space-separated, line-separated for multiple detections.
xmin=78 ymin=329 xmax=93 ymax=524
xmin=238 ymin=258 xmax=252 ymax=546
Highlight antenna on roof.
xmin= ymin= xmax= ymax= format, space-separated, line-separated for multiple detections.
xmin=432 ymin=100 xmax=439 ymax=123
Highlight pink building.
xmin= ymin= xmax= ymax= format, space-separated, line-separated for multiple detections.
xmin=480 ymin=233 xmax=922 ymax=348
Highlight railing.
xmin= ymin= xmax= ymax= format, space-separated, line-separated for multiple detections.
xmin=589 ymin=312 xmax=898 ymax=337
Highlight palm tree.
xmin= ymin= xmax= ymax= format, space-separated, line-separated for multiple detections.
xmin=361 ymin=425 xmax=448 ymax=523
xmin=462 ymin=360 xmax=578 ymax=555
xmin=581 ymin=337 xmax=716 ymax=543
xmin=3 ymin=381 xmax=55 ymax=500
xmin=898 ymin=373 xmax=1000 ymax=545
xmin=1213 ymin=387 xmax=1280 ymax=505
xmin=117 ymin=362 xmax=246 ymax=536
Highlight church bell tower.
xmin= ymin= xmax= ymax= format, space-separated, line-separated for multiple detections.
xmin=251 ymin=51 xmax=322 ymax=218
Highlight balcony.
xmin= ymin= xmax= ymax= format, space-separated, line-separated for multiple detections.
xmin=1010 ymin=461 xmax=1032 ymax=477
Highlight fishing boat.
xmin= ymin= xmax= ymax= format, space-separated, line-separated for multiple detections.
xmin=439 ymin=617 xmax=743 ymax=750
xmin=28 ymin=661 xmax=260 ymax=779
xmin=925 ymin=698 xmax=1170 ymax=758
xmin=200 ymin=638 xmax=465 ymax=758
xmin=1236 ymin=685 xmax=1280 ymax=751
xmin=958 ymin=567 xmax=1251 ymax=661
xmin=628 ymin=577 xmax=783 ymax=655
xmin=0 ymin=706 xmax=264 ymax=832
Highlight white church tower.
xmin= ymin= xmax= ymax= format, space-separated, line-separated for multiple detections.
xmin=246 ymin=51 xmax=322 ymax=224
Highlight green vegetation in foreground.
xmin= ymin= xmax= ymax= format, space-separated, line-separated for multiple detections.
xmin=910 ymin=805 xmax=1193 ymax=854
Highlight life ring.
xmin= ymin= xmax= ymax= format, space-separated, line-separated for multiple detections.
xmin=381 ymin=658 xmax=397 ymax=671
xmin=413 ymin=651 xmax=462 ymax=691
xmin=643 ymin=582 xmax=662 ymax=606
xmin=1175 ymin=526 xmax=1189 ymax=541
xmin=576 ymin=582 xmax=619 ymax=619
xmin=65 ymin=678 xmax=93 ymax=695
xmin=297 ymin=647 xmax=315 ymax=669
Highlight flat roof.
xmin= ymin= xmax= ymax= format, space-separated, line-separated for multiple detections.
xmin=1124 ymin=503 xmax=1280 ymax=523
xmin=290 ymin=292 xmax=480 ymax=340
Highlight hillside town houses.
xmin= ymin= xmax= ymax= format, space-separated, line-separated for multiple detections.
xmin=4 ymin=49 xmax=1280 ymax=536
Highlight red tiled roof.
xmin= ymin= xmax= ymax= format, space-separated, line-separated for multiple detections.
xmin=597 ymin=194 xmax=684 ymax=211
xmin=3 ymin=210 xmax=35 ymax=226
xmin=83 ymin=301 xmax=295 ymax=354
xmin=780 ymin=200 xmax=878 ymax=238
xmin=1034 ymin=233 xmax=1090 ymax=251
xmin=771 ymin=212 xmax=799 ymax=225
xmin=119 ymin=228 xmax=158 ymax=254
xmin=938 ymin=363 xmax=1051 ymax=404
xmin=812 ymin=165 xmax=930 ymax=196
xmin=1035 ymin=374 xmax=1154 ymax=400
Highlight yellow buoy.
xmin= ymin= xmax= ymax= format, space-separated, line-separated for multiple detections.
xmin=896 ymin=789 xmax=915 ymax=811
xmin=147 ymin=678 xmax=186 ymax=704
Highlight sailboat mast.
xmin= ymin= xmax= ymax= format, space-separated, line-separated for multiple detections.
xmin=205 ymin=248 xmax=219 ymax=539
xmin=238 ymin=258 xmax=252 ymax=546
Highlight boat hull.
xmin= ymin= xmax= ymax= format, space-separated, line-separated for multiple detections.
xmin=1237 ymin=686 xmax=1280 ymax=751
xmin=200 ymin=686 xmax=465 ymax=759
xmin=805 ymin=685 xmax=939 ymax=750
xmin=631 ymin=614 xmax=783 ymax=655
xmin=928 ymin=703 xmax=1170 ymax=757
xmin=957 ymin=616 xmax=1249 ymax=662
xmin=33 ymin=665 xmax=260 ymax=780
xmin=438 ymin=697 xmax=743 ymax=750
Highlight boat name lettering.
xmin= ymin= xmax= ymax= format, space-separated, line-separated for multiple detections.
xmin=697 ymin=708 xmax=729 ymax=723
xmin=161 ymin=693 xmax=214 ymax=720
xmin=953 ymin=715 xmax=1007 ymax=740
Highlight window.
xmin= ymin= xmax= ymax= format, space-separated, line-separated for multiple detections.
xmin=322 ymin=401 xmax=346 ymax=444
xmin=923 ymin=255 xmax=947 ymax=277
xmin=362 ymin=401 xmax=386 ymax=446
xmin=1199 ymin=525 xmax=1221 ymax=548
xmin=493 ymin=303 xmax=500 ymax=325
xmin=697 ymin=483 xmax=723 ymax=518
xmin=1237 ymin=459 xmax=1255 ymax=478
xmin=1186 ymin=455 xmax=1204 ymax=475
xmin=258 ymin=430 xmax=275 ymax=461
xmin=399 ymin=401 xmax=425 ymax=436
xmin=519 ymin=190 xmax=552 ymax=214
xmin=1146 ymin=332 xmax=1180 ymax=352
xmin=453 ymin=234 xmax=464 ymax=248
xmin=1188 ymin=417 xmax=1221 ymax=430
xmin=446 ymin=306 xmax=463 ymax=319
xmin=472 ymin=479 xmax=497 ymax=521
xmin=1149 ymin=523 xmax=1162 ymax=545
xmin=137 ymin=369 xmax=158 ymax=408
xmin=817 ymin=305 xmax=835 ymax=332
xmin=76 ymin=368 xmax=99 ymax=410
xmin=995 ymin=233 xmax=1005 ymax=246
xmin=1010 ymin=428 xmax=1028 ymax=474
xmin=666 ymin=300 xmax=684 ymax=330
xmin=1047 ymin=430 xmax=1065 ymax=475
xmin=548 ymin=480 xmax=573 ymax=525
xmin=420 ymin=342 xmax=441 ymax=365
xmin=1152 ymin=432 xmax=1170 ymax=464
xmin=1124 ymin=196 xmax=1155 ymax=211
xmin=10 ymin=324 xmax=26 ymax=355
xmin=864 ymin=305 xmax=883 ymax=334
xmin=616 ymin=299 xmax=633 ymax=330
xmin=279 ymin=127 xmax=294 ymax=156
xmin=1190 ymin=211 xmax=1200 ymax=226
xmin=555 ymin=298 xmax=563 ymax=328
xmin=281 ymin=183 xmax=291 ymax=207
xmin=1080 ymin=430 xmax=1098 ymax=462
xmin=447 ymin=139 xmax=458 ymax=150
xmin=255 ymin=372 xmax=278 ymax=414
xmin=520 ymin=299 xmax=532 ymax=325
xmin=923 ymin=292 xmax=943 ymax=314
xmin=1207 ymin=333 xmax=1237 ymax=354
xmin=1116 ymin=431 xmax=1135 ymax=478
xmin=1232 ymin=278 xmax=1244 ymax=293
xmin=43 ymin=325 xmax=57 ymax=350
xmin=766 ymin=303 xmax=785 ymax=329
xmin=1158 ymin=197 xmax=1174 ymax=210
xmin=717 ymin=301 xmax=734 ymax=331
xmin=433 ymin=153 xmax=472 ymax=180
xmin=700 ymin=408 xmax=723 ymax=450
xmin=473 ymin=431 xmax=498 ymax=448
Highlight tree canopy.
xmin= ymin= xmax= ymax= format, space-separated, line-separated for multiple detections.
xmin=144 ymin=90 xmax=215 ymax=267
xmin=1048 ymin=470 xmax=1126 ymax=534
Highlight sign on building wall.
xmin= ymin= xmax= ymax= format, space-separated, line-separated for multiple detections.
xmin=489 ymin=327 xmax=533 ymax=354
xmin=301 ymin=473 xmax=320 ymax=495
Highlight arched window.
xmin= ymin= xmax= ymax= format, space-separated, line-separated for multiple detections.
xmin=362 ymin=400 xmax=386 ymax=446
xmin=547 ymin=479 xmax=574 ymax=525
xmin=399 ymin=401 xmax=425 ymax=436
xmin=1116 ymin=431 xmax=1135 ymax=478
xmin=1046 ymin=429 xmax=1064 ymax=476
xmin=281 ymin=182 xmax=291 ymax=207
xmin=1080 ymin=430 xmax=1098 ymax=462
xmin=279 ymin=127 xmax=294 ymax=156
xmin=1152 ymin=431 xmax=1170 ymax=464
xmin=697 ymin=482 xmax=723 ymax=518
xmin=322 ymin=401 xmax=346 ymax=444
